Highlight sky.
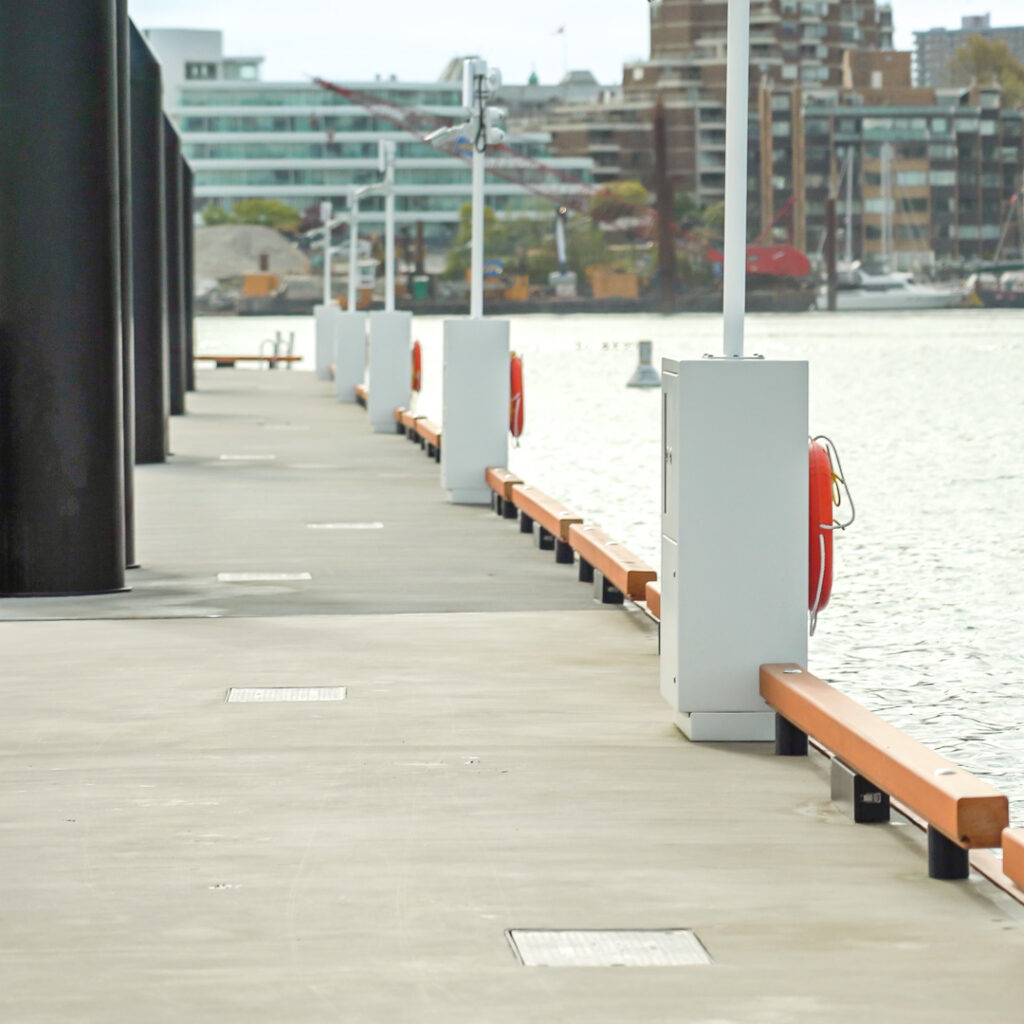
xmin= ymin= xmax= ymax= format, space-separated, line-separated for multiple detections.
xmin=127 ymin=0 xmax=1024 ymax=86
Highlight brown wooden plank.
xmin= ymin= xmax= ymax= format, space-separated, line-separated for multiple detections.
xmin=510 ymin=484 xmax=582 ymax=542
xmin=415 ymin=419 xmax=441 ymax=446
xmin=645 ymin=580 xmax=661 ymax=620
xmin=485 ymin=467 xmax=524 ymax=502
xmin=354 ymin=384 xmax=368 ymax=402
xmin=567 ymin=523 xmax=657 ymax=600
xmin=1003 ymin=829 xmax=1024 ymax=889
xmin=400 ymin=409 xmax=424 ymax=430
xmin=760 ymin=664 xmax=1008 ymax=848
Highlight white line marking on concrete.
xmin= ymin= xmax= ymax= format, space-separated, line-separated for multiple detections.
xmin=217 ymin=572 xmax=312 ymax=582
xmin=306 ymin=522 xmax=384 ymax=530
xmin=227 ymin=686 xmax=346 ymax=703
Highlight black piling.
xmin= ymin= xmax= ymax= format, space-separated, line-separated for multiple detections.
xmin=0 ymin=0 xmax=126 ymax=595
xmin=164 ymin=116 xmax=186 ymax=415
xmin=116 ymin=0 xmax=137 ymax=567
xmin=130 ymin=24 xmax=169 ymax=463
xmin=181 ymin=159 xmax=196 ymax=392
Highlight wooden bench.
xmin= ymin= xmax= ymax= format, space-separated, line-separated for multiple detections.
xmin=509 ymin=484 xmax=583 ymax=564
xmin=399 ymin=407 xmax=425 ymax=440
xmin=567 ymin=524 xmax=657 ymax=604
xmin=760 ymin=663 xmax=1009 ymax=879
xmin=644 ymin=580 xmax=661 ymax=620
xmin=195 ymin=354 xmax=302 ymax=369
xmin=485 ymin=467 xmax=523 ymax=519
xmin=354 ymin=384 xmax=368 ymax=408
xmin=1003 ymin=828 xmax=1024 ymax=890
xmin=414 ymin=418 xmax=442 ymax=461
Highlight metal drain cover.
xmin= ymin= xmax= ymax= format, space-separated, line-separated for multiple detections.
xmin=507 ymin=929 xmax=711 ymax=967
xmin=227 ymin=687 xmax=346 ymax=703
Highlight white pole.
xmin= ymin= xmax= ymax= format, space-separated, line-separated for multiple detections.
xmin=382 ymin=141 xmax=396 ymax=313
xmin=844 ymin=145 xmax=854 ymax=265
xmin=347 ymin=187 xmax=358 ymax=313
xmin=470 ymin=140 xmax=484 ymax=319
xmin=320 ymin=200 xmax=332 ymax=306
xmin=722 ymin=0 xmax=752 ymax=359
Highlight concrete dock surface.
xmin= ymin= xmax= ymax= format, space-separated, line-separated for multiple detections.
xmin=2 ymin=369 xmax=1023 ymax=1023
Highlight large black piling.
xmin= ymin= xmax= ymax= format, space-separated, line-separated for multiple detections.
xmin=164 ymin=116 xmax=187 ymax=416
xmin=181 ymin=159 xmax=196 ymax=392
xmin=116 ymin=0 xmax=137 ymax=567
xmin=0 ymin=0 xmax=126 ymax=595
xmin=130 ymin=24 xmax=169 ymax=463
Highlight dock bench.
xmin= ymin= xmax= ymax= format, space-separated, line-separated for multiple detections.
xmin=644 ymin=580 xmax=661 ymax=620
xmin=195 ymin=354 xmax=301 ymax=369
xmin=760 ymin=663 xmax=1009 ymax=879
xmin=354 ymin=384 xmax=368 ymax=408
xmin=567 ymin=523 xmax=657 ymax=604
xmin=485 ymin=467 xmax=523 ymax=519
xmin=398 ymin=407 xmax=425 ymax=440
xmin=1003 ymin=829 xmax=1024 ymax=890
xmin=509 ymin=484 xmax=582 ymax=564
xmin=415 ymin=418 xmax=442 ymax=461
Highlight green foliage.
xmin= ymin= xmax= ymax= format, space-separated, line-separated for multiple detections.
xmin=673 ymin=191 xmax=700 ymax=224
xmin=202 ymin=198 xmax=301 ymax=232
xmin=702 ymin=201 xmax=726 ymax=233
xmin=587 ymin=181 xmax=650 ymax=222
xmin=231 ymin=198 xmax=301 ymax=232
xmin=201 ymin=205 xmax=234 ymax=226
xmin=950 ymin=36 xmax=1024 ymax=107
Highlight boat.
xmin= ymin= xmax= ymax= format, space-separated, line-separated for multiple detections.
xmin=819 ymin=262 xmax=966 ymax=311
xmin=967 ymin=269 xmax=1024 ymax=308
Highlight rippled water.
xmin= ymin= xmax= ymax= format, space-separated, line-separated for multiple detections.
xmin=198 ymin=310 xmax=1024 ymax=821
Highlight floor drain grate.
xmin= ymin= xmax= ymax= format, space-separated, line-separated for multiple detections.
xmin=507 ymin=929 xmax=712 ymax=967
xmin=227 ymin=687 xmax=346 ymax=703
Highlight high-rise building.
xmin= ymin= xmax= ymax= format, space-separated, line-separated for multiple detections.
xmin=914 ymin=15 xmax=1024 ymax=88
xmin=145 ymin=29 xmax=595 ymax=246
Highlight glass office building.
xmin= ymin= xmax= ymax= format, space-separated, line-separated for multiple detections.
xmin=146 ymin=30 xmax=596 ymax=246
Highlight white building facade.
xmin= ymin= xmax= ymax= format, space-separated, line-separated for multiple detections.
xmin=145 ymin=29 xmax=596 ymax=246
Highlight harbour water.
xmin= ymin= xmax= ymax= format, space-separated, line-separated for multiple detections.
xmin=197 ymin=309 xmax=1024 ymax=824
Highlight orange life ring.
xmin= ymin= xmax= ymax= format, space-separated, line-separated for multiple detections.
xmin=509 ymin=353 xmax=524 ymax=439
xmin=411 ymin=340 xmax=422 ymax=393
xmin=808 ymin=439 xmax=834 ymax=612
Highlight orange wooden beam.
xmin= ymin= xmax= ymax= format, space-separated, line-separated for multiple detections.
xmin=510 ymin=484 xmax=582 ymax=542
xmin=485 ymin=467 xmax=524 ymax=502
xmin=567 ymin=523 xmax=657 ymax=601
xmin=760 ymin=664 xmax=1008 ymax=849
xmin=1003 ymin=828 xmax=1024 ymax=888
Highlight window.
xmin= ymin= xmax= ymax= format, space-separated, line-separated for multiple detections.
xmin=185 ymin=62 xmax=217 ymax=81
xmin=929 ymin=170 xmax=956 ymax=186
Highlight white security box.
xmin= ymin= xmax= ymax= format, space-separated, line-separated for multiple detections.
xmin=661 ymin=358 xmax=808 ymax=741
xmin=442 ymin=318 xmax=509 ymax=504
xmin=367 ymin=310 xmax=412 ymax=432
xmin=334 ymin=313 xmax=367 ymax=403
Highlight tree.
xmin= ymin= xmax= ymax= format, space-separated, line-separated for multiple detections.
xmin=673 ymin=190 xmax=700 ymax=226
xmin=587 ymin=180 xmax=650 ymax=222
xmin=201 ymin=205 xmax=234 ymax=226
xmin=443 ymin=203 xmax=504 ymax=279
xmin=231 ymin=198 xmax=301 ymax=232
xmin=701 ymin=201 xmax=725 ymax=234
xmin=950 ymin=36 xmax=1024 ymax=107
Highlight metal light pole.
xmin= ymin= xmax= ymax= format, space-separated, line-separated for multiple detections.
xmin=347 ymin=187 xmax=360 ymax=313
xmin=722 ymin=0 xmax=752 ymax=357
xmin=320 ymin=199 xmax=333 ymax=306
xmin=381 ymin=140 xmax=396 ymax=312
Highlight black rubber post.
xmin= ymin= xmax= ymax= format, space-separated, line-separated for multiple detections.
xmin=130 ymin=24 xmax=169 ymax=463
xmin=0 ymin=0 xmax=126 ymax=595
xmin=115 ymin=0 xmax=137 ymax=568
xmin=502 ymin=501 xmax=518 ymax=520
xmin=519 ymin=512 xmax=534 ymax=534
xmin=578 ymin=559 xmax=595 ymax=583
xmin=181 ymin=158 xmax=196 ymax=392
xmin=535 ymin=526 xmax=555 ymax=551
xmin=554 ymin=539 xmax=574 ymax=564
xmin=775 ymin=714 xmax=808 ymax=756
xmin=927 ymin=826 xmax=969 ymax=880
xmin=164 ymin=116 xmax=186 ymax=416
xmin=593 ymin=572 xmax=624 ymax=605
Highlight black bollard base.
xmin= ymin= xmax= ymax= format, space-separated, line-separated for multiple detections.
xmin=554 ymin=539 xmax=573 ymax=564
xmin=535 ymin=526 xmax=555 ymax=551
xmin=578 ymin=559 xmax=594 ymax=583
xmin=775 ymin=714 xmax=808 ymax=756
xmin=927 ymin=826 xmax=969 ymax=880
xmin=519 ymin=512 xmax=533 ymax=534
xmin=593 ymin=571 xmax=624 ymax=604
